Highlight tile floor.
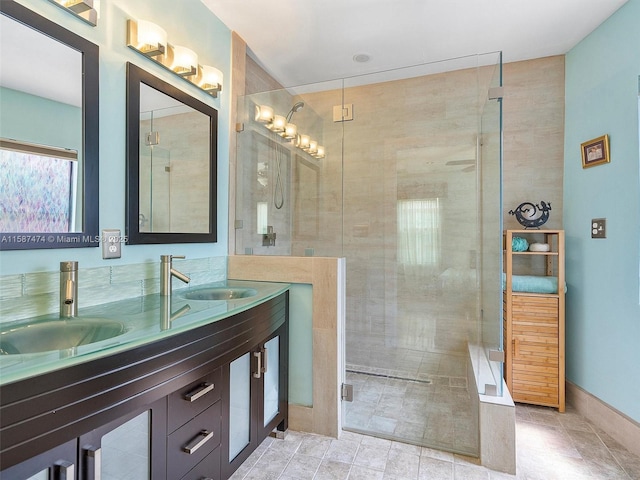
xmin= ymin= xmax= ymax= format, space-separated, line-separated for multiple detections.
xmin=230 ymin=403 xmax=640 ymax=480
xmin=343 ymin=370 xmax=477 ymax=456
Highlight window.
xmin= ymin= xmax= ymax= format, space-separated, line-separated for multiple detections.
xmin=397 ymin=198 xmax=441 ymax=267
xmin=0 ymin=139 xmax=78 ymax=233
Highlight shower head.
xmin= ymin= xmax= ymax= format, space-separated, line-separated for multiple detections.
xmin=285 ymin=101 xmax=305 ymax=122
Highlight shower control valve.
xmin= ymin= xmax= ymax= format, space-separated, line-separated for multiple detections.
xmin=262 ymin=226 xmax=276 ymax=247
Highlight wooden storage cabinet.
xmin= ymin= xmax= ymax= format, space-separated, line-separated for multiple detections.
xmin=503 ymin=230 xmax=565 ymax=412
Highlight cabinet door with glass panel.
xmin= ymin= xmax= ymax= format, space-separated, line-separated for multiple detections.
xmin=77 ymin=400 xmax=167 ymax=480
xmin=0 ymin=439 xmax=76 ymax=480
xmin=221 ymin=323 xmax=288 ymax=479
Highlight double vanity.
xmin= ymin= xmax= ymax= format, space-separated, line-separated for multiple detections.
xmin=0 ymin=2 xmax=294 ymax=478
xmin=0 ymin=279 xmax=290 ymax=480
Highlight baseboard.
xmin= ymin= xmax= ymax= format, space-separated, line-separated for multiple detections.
xmin=566 ymin=381 xmax=640 ymax=458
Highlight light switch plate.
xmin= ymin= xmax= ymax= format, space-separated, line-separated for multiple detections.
xmin=591 ymin=218 xmax=606 ymax=238
xmin=102 ymin=229 xmax=122 ymax=258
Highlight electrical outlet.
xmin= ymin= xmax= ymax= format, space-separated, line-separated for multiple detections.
xmin=591 ymin=218 xmax=606 ymax=239
xmin=102 ymin=229 xmax=122 ymax=258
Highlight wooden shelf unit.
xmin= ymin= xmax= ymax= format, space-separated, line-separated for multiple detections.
xmin=503 ymin=229 xmax=565 ymax=412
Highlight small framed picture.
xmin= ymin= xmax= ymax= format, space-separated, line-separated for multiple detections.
xmin=581 ymin=134 xmax=610 ymax=168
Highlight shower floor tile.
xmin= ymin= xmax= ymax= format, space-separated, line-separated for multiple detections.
xmin=343 ymin=371 xmax=478 ymax=456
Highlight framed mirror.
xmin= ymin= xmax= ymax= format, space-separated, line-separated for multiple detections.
xmin=126 ymin=63 xmax=218 ymax=244
xmin=0 ymin=0 xmax=99 ymax=250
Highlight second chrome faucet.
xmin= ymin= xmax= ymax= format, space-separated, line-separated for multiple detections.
xmin=160 ymin=255 xmax=190 ymax=296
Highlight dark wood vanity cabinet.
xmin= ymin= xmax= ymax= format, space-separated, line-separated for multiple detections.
xmin=221 ymin=323 xmax=289 ymax=478
xmin=0 ymin=292 xmax=288 ymax=480
xmin=167 ymin=368 xmax=222 ymax=480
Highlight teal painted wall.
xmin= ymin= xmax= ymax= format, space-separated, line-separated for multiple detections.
xmin=0 ymin=87 xmax=82 ymax=151
xmin=564 ymin=0 xmax=640 ymax=422
xmin=0 ymin=0 xmax=231 ymax=274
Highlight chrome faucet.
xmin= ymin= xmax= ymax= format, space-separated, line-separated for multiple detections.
xmin=60 ymin=261 xmax=78 ymax=318
xmin=160 ymin=255 xmax=190 ymax=296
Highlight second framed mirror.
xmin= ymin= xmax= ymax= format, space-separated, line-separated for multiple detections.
xmin=126 ymin=62 xmax=218 ymax=245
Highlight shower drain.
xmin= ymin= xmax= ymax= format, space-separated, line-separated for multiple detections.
xmin=346 ymin=369 xmax=432 ymax=385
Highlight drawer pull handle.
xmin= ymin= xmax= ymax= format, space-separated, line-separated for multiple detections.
xmin=184 ymin=382 xmax=214 ymax=402
xmin=183 ymin=429 xmax=213 ymax=454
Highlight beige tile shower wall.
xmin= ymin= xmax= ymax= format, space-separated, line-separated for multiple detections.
xmin=0 ymin=256 xmax=226 ymax=324
xmin=245 ymin=55 xmax=284 ymax=96
xmin=502 ymin=56 xmax=565 ymax=230
xmin=292 ymin=68 xmax=483 ymax=352
xmin=139 ymin=112 xmax=210 ymax=233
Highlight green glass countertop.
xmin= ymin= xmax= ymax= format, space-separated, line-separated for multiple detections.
xmin=0 ymin=280 xmax=289 ymax=386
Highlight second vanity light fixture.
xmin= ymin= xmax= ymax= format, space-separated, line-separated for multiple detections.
xmin=126 ymin=19 xmax=223 ymax=97
xmin=254 ymin=104 xmax=325 ymax=159
xmin=49 ymin=0 xmax=98 ymax=25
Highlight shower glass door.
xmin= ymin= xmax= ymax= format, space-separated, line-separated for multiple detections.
xmin=340 ymin=58 xmax=488 ymax=455
xmin=235 ymin=53 xmax=502 ymax=456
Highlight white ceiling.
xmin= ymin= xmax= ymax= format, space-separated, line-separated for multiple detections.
xmin=0 ymin=13 xmax=82 ymax=107
xmin=201 ymin=0 xmax=628 ymax=87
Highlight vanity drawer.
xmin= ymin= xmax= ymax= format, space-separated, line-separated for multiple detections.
xmin=180 ymin=446 xmax=221 ymax=480
xmin=168 ymin=368 xmax=222 ymax=433
xmin=167 ymin=402 xmax=221 ymax=480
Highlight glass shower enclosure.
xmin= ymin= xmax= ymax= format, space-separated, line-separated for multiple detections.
xmin=235 ymin=52 xmax=503 ymax=456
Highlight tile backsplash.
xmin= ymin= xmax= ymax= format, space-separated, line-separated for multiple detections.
xmin=0 ymin=256 xmax=227 ymax=324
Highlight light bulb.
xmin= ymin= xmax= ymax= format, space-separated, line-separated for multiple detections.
xmin=199 ymin=65 xmax=223 ymax=91
xmin=299 ymin=135 xmax=310 ymax=150
xmin=255 ymin=105 xmax=274 ymax=123
xmin=134 ymin=20 xmax=167 ymax=56
xmin=283 ymin=123 xmax=297 ymax=139
xmin=269 ymin=115 xmax=286 ymax=133
xmin=172 ymin=45 xmax=198 ymax=76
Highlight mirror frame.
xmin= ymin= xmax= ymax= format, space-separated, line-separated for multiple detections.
xmin=125 ymin=62 xmax=218 ymax=245
xmin=0 ymin=0 xmax=99 ymax=251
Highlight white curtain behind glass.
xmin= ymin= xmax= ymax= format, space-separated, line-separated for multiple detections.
xmin=397 ymin=199 xmax=441 ymax=272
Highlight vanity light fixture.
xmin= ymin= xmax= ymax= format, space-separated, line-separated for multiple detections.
xmin=298 ymin=134 xmax=310 ymax=150
xmin=126 ymin=19 xmax=223 ymax=97
xmin=269 ymin=115 xmax=286 ymax=133
xmin=283 ymin=123 xmax=297 ymax=140
xmin=49 ymin=0 xmax=98 ymax=25
xmin=253 ymin=106 xmax=324 ymax=160
xmin=171 ymin=45 xmax=198 ymax=76
xmin=198 ymin=65 xmax=223 ymax=94
xmin=128 ymin=19 xmax=166 ymax=57
xmin=255 ymin=104 xmax=274 ymax=123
